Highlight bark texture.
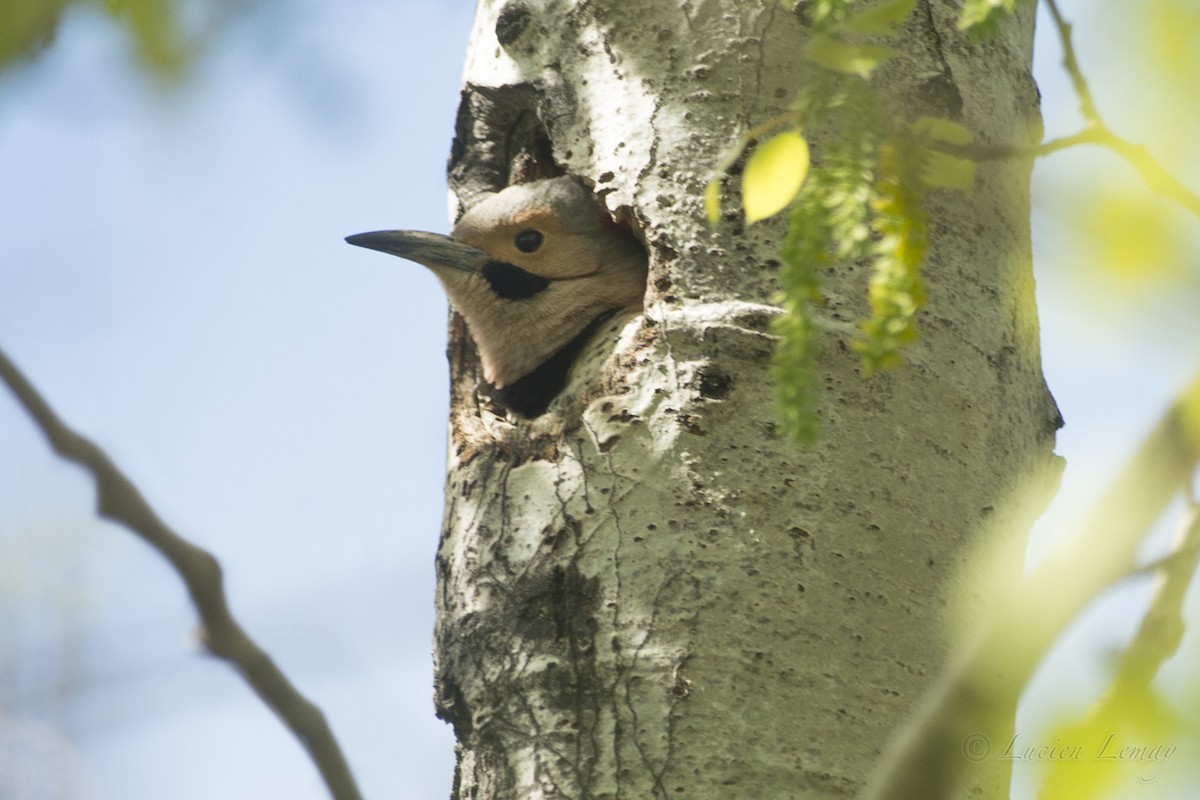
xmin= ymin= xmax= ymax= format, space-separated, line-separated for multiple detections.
xmin=433 ymin=2 xmax=1057 ymax=798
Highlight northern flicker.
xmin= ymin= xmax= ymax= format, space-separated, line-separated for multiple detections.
xmin=347 ymin=177 xmax=647 ymax=417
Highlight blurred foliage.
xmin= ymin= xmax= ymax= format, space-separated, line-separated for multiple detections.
xmin=1035 ymin=688 xmax=1179 ymax=799
xmin=959 ymin=0 xmax=1031 ymax=39
xmin=0 ymin=0 xmax=219 ymax=80
xmin=1073 ymin=187 xmax=1190 ymax=286
xmin=1144 ymin=0 xmax=1200 ymax=82
xmin=0 ymin=0 xmax=62 ymax=66
xmin=1029 ymin=502 xmax=1200 ymax=798
xmin=868 ymin=376 xmax=1200 ymax=799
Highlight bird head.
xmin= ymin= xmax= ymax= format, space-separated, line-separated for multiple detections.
xmin=346 ymin=177 xmax=647 ymax=417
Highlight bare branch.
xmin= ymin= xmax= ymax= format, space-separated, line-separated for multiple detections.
xmin=938 ymin=126 xmax=1200 ymax=219
xmin=0 ymin=346 xmax=365 ymax=800
xmin=1088 ymin=129 xmax=1200 ymax=219
xmin=935 ymin=2 xmax=1200 ymax=221
xmin=1044 ymin=0 xmax=1101 ymax=125
xmin=1041 ymin=0 xmax=1200 ymax=217
xmin=937 ymin=128 xmax=1104 ymax=162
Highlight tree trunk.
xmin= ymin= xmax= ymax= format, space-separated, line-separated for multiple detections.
xmin=433 ymin=1 xmax=1056 ymax=798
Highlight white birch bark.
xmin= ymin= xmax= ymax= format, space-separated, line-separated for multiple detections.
xmin=433 ymin=2 xmax=1058 ymax=798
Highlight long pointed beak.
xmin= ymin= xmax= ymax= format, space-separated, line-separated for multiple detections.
xmin=345 ymin=230 xmax=489 ymax=274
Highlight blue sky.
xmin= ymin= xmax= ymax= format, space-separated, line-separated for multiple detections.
xmin=1 ymin=1 xmax=1197 ymax=798
xmin=1 ymin=4 xmax=473 ymax=797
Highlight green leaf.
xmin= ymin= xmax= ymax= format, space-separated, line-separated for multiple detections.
xmin=0 ymin=0 xmax=63 ymax=68
xmin=805 ymin=35 xmax=898 ymax=78
xmin=771 ymin=302 xmax=821 ymax=445
xmin=909 ymin=116 xmax=973 ymax=145
xmin=958 ymin=0 xmax=1019 ymax=36
xmin=909 ymin=117 xmax=975 ymax=191
xmin=857 ymin=148 xmax=928 ymax=375
xmin=2 ymin=0 xmax=188 ymax=77
xmin=843 ymin=0 xmax=917 ymax=35
xmin=742 ymin=131 xmax=810 ymax=224
xmin=704 ymin=178 xmax=722 ymax=225
xmin=922 ymin=151 xmax=976 ymax=191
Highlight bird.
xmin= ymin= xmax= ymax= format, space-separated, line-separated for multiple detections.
xmin=346 ymin=177 xmax=648 ymax=418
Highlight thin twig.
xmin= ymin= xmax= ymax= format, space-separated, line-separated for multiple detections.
xmin=934 ymin=128 xmax=1103 ymax=162
xmin=1041 ymin=0 xmax=1200 ymax=216
xmin=1044 ymin=0 xmax=1101 ymax=125
xmin=937 ymin=128 xmax=1200 ymax=219
xmin=932 ymin=0 xmax=1200 ymax=222
xmin=1091 ymin=129 xmax=1200 ymax=219
xmin=0 ymin=346 xmax=364 ymax=800
xmin=714 ymin=112 xmax=794 ymax=175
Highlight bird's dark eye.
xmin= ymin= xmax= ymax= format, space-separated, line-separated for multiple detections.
xmin=515 ymin=229 xmax=543 ymax=253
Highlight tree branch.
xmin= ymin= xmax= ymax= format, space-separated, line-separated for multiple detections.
xmin=940 ymin=127 xmax=1200 ymax=219
xmin=1087 ymin=129 xmax=1200 ymax=219
xmin=1040 ymin=0 xmax=1200 ymax=217
xmin=0 ymin=346 xmax=364 ymax=800
xmin=1043 ymin=0 xmax=1101 ymax=125
xmin=934 ymin=1 xmax=1200 ymax=221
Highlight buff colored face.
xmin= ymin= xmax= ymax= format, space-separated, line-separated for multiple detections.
xmin=346 ymin=177 xmax=647 ymax=416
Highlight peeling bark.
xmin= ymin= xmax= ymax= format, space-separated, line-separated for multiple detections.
xmin=433 ymin=2 xmax=1057 ymax=798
